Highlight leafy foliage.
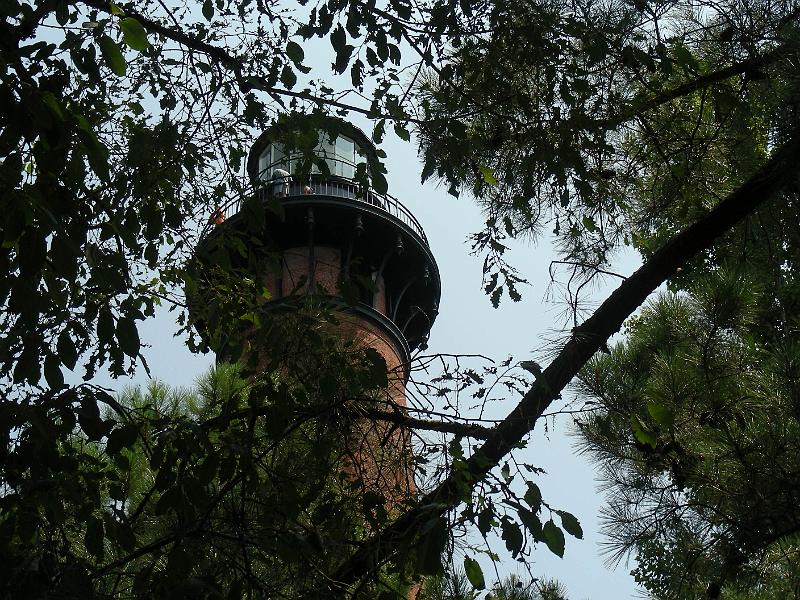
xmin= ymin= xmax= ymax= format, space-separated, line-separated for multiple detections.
xmin=2 ymin=334 xmax=418 ymax=598
xmin=4 ymin=0 xmax=800 ymax=597
xmin=415 ymin=0 xmax=800 ymax=310
xmin=420 ymin=571 xmax=568 ymax=600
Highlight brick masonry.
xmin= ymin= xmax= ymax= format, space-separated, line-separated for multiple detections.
xmin=260 ymin=244 xmax=415 ymax=500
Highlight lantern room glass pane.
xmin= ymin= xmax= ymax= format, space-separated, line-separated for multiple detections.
xmin=320 ymin=135 xmax=336 ymax=158
xmin=257 ymin=133 xmax=365 ymax=181
xmin=335 ymin=136 xmax=354 ymax=162
xmin=335 ymin=136 xmax=355 ymax=177
xmin=271 ymin=143 xmax=285 ymax=170
xmin=258 ymin=150 xmax=270 ymax=179
xmin=259 ymin=143 xmax=288 ymax=180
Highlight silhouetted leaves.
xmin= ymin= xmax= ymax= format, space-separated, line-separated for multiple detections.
xmin=542 ymin=519 xmax=565 ymax=558
xmin=119 ymin=17 xmax=149 ymax=51
xmin=463 ymin=556 xmax=485 ymax=590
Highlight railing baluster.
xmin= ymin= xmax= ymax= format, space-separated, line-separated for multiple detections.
xmin=210 ymin=173 xmax=428 ymax=245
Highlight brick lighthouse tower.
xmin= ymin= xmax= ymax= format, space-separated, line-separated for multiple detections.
xmin=189 ymin=113 xmax=440 ymax=508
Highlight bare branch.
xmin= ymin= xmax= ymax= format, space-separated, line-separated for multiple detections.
xmin=358 ymin=408 xmax=494 ymax=440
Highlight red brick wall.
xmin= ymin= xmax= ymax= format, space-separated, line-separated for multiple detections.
xmin=281 ymin=246 xmax=341 ymax=296
xmin=262 ymin=245 xmax=413 ymax=495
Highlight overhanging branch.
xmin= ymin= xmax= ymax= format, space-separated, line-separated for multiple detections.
xmin=605 ymin=43 xmax=791 ymax=128
xmin=204 ymin=404 xmax=494 ymax=440
xmin=330 ymin=127 xmax=800 ymax=593
xmin=78 ymin=0 xmax=427 ymax=124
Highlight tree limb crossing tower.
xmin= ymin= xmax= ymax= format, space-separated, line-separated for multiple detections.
xmin=191 ymin=114 xmax=441 ymax=505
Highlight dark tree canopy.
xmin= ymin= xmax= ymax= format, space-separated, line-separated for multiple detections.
xmin=2 ymin=0 xmax=800 ymax=598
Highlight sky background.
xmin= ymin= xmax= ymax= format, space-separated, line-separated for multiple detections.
xmin=89 ymin=123 xmax=647 ymax=598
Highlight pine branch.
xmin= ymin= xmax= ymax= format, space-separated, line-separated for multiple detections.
xmin=605 ymin=44 xmax=791 ymax=128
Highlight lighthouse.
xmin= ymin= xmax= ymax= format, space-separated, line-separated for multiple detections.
xmin=189 ymin=113 xmax=441 ymax=509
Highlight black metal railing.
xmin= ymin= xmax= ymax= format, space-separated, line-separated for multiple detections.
xmin=205 ymin=174 xmax=428 ymax=245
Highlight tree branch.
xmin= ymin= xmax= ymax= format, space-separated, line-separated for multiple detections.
xmin=358 ymin=408 xmax=494 ymax=440
xmin=604 ymin=44 xmax=790 ymax=128
xmin=204 ymin=404 xmax=494 ymax=440
xmin=79 ymin=0 xmax=240 ymax=67
xmin=329 ymin=127 xmax=800 ymax=593
xmin=78 ymin=0 xmax=427 ymax=124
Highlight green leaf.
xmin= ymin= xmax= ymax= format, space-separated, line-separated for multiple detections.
xmin=463 ymin=556 xmax=485 ymax=590
xmin=647 ymin=401 xmax=675 ymax=428
xmin=56 ymin=2 xmax=70 ymax=25
xmin=518 ymin=507 xmax=542 ymax=539
xmin=672 ymin=44 xmax=698 ymax=71
xmin=109 ymin=483 xmax=126 ymax=501
xmin=557 ymin=510 xmax=583 ymax=539
xmin=280 ymin=64 xmax=297 ymax=88
xmin=183 ymin=477 xmax=208 ymax=508
xmin=75 ymin=115 xmax=110 ymax=182
xmin=415 ymin=516 xmax=447 ymax=575
xmin=43 ymin=354 xmax=65 ymax=390
xmin=167 ymin=543 xmax=192 ymax=577
xmin=119 ymin=17 xmax=149 ymax=51
xmin=582 ymin=215 xmax=597 ymax=232
xmin=85 ymin=516 xmax=104 ymax=558
xmin=155 ymin=485 xmax=183 ymax=515
xmin=372 ymin=119 xmax=386 ymax=143
xmin=479 ymin=165 xmax=498 ymax=186
xmin=98 ymin=35 xmax=126 ymax=76
xmin=524 ymin=482 xmax=542 ymax=510
xmin=330 ymin=24 xmax=346 ymax=53
xmin=17 ymin=229 xmax=46 ymax=275
xmin=286 ymin=41 xmax=304 ymax=64
xmin=13 ymin=349 xmax=40 ymax=385
xmin=393 ymin=123 xmax=410 ymax=142
xmin=57 ymin=331 xmax=79 ymax=370
xmin=97 ymin=306 xmax=114 ymax=346
xmin=116 ymin=317 xmax=140 ymax=357
xmin=40 ymin=92 xmax=65 ymax=121
xmin=631 ymin=414 xmax=657 ymax=448
xmin=197 ymin=453 xmax=220 ymax=485
xmin=520 ymin=360 xmax=542 ymax=376
xmin=477 ymin=505 xmax=494 ymax=535
xmin=333 ymin=43 xmax=354 ymax=74
xmin=106 ymin=424 xmax=138 ymax=455
xmin=202 ymin=0 xmax=214 ymax=20
xmin=109 ymin=519 xmax=136 ymax=551
xmin=371 ymin=170 xmax=388 ymax=195
xmin=542 ymin=519 xmax=565 ymax=558
xmin=79 ymin=415 xmax=109 ymax=440
xmin=501 ymin=517 xmax=523 ymax=557
xmin=110 ymin=2 xmax=125 ymax=16
xmin=350 ymin=58 xmax=364 ymax=87
xmin=362 ymin=347 xmax=388 ymax=389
